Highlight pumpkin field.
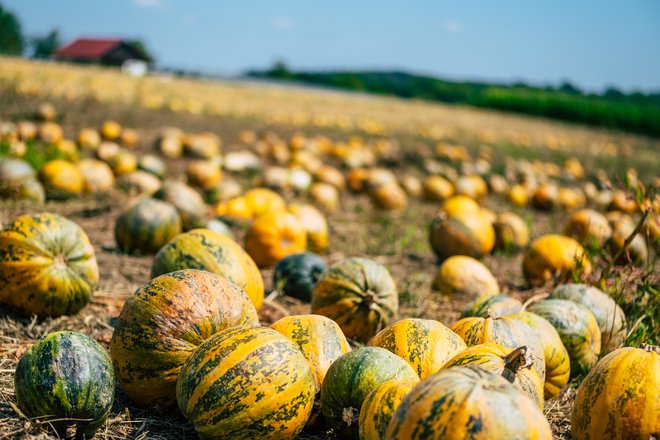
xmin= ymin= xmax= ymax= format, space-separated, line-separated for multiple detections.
xmin=0 ymin=58 xmax=658 ymax=439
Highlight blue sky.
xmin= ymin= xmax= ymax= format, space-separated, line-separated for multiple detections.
xmin=5 ymin=0 xmax=660 ymax=92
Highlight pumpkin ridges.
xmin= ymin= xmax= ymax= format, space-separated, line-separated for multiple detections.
xmin=359 ymin=379 xmax=417 ymax=440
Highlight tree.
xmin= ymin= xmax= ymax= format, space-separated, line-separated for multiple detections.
xmin=0 ymin=3 xmax=24 ymax=55
xmin=31 ymin=29 xmax=61 ymax=59
xmin=127 ymin=39 xmax=155 ymax=64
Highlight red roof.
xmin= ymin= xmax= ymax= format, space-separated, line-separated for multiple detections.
xmin=55 ymin=38 xmax=123 ymax=59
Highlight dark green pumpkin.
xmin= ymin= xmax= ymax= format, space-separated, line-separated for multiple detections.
xmin=273 ymin=252 xmax=327 ymax=302
xmin=115 ymin=197 xmax=182 ymax=254
xmin=14 ymin=331 xmax=115 ymax=439
xmin=461 ymin=294 xmax=523 ymax=319
xmin=320 ymin=347 xmax=418 ymax=439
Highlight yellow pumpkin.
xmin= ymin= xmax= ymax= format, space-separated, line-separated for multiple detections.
xmin=608 ymin=190 xmax=638 ymax=213
xmin=563 ymin=209 xmax=612 ymax=249
xmin=245 ymin=211 xmax=307 ymax=268
xmin=38 ymin=122 xmax=63 ymax=144
xmin=532 ymin=184 xmax=559 ymax=210
xmin=78 ymin=159 xmax=115 ymax=193
xmin=187 ymin=160 xmax=222 ymax=189
xmin=359 ymin=379 xmax=417 ymax=440
xmin=100 ymin=120 xmax=122 ymax=140
xmin=371 ymin=183 xmax=408 ymax=210
xmin=310 ymin=182 xmax=340 ymax=212
xmin=243 ymin=187 xmax=286 ymax=218
xmin=507 ymin=184 xmax=529 ymax=207
xmin=107 ymin=150 xmax=138 ymax=176
xmin=454 ymin=175 xmax=488 ymax=201
xmin=431 ymin=255 xmax=499 ymax=300
xmin=37 ymin=102 xmax=57 ymax=121
xmin=215 ymin=196 xmax=253 ymax=221
xmin=429 ymin=210 xmax=495 ymax=260
xmin=77 ymin=128 xmax=101 ymax=151
xmin=315 ymin=165 xmax=346 ymax=190
xmin=493 ymin=211 xmax=530 ymax=250
xmin=119 ymin=128 xmax=139 ymax=147
xmin=522 ymin=234 xmax=591 ymax=285
xmin=423 ymin=175 xmax=455 ymax=201
xmin=39 ymin=160 xmax=84 ymax=199
xmin=287 ymin=203 xmax=329 ymax=253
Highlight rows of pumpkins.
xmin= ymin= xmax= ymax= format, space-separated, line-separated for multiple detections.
xmin=0 ymin=104 xmax=658 ymax=439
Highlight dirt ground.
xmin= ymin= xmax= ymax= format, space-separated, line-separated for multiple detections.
xmin=0 ymin=83 xmax=655 ymax=439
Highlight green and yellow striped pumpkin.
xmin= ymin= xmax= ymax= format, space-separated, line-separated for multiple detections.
xmin=528 ymin=299 xmax=601 ymax=376
xmin=368 ymin=318 xmax=467 ymax=379
xmin=386 ymin=365 xmax=552 ymax=440
xmin=176 ymin=325 xmax=316 ymax=440
xmin=460 ymin=294 xmax=523 ymax=319
xmin=312 ymin=257 xmax=398 ymax=343
xmin=110 ymin=270 xmax=258 ymax=410
xmin=507 ymin=311 xmax=570 ymax=399
xmin=115 ymin=197 xmax=182 ymax=254
xmin=358 ymin=379 xmax=417 ymax=440
xmin=0 ymin=213 xmax=99 ymax=318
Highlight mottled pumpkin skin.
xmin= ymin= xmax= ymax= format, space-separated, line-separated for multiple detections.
xmin=321 ymin=347 xmax=419 ymax=439
xmin=572 ymin=346 xmax=659 ymax=440
xmin=287 ymin=203 xmax=329 ymax=253
xmin=359 ymin=379 xmax=417 ymax=440
xmin=176 ymin=325 xmax=315 ymax=440
xmin=245 ymin=211 xmax=308 ymax=268
xmin=273 ymin=252 xmax=327 ymax=302
xmin=115 ymin=197 xmax=182 ymax=254
xmin=14 ymin=331 xmax=115 ymax=438
xmin=507 ymin=311 xmax=570 ymax=399
xmin=550 ymin=283 xmax=626 ymax=353
xmin=270 ymin=314 xmax=351 ymax=392
xmin=369 ymin=318 xmax=467 ymax=379
xmin=151 ymin=229 xmax=264 ymax=310
xmin=386 ymin=366 xmax=552 ymax=440
xmin=523 ymin=234 xmax=591 ymax=285
xmin=154 ymin=181 xmax=208 ymax=230
xmin=0 ymin=213 xmax=99 ymax=318
xmin=442 ymin=343 xmax=544 ymax=408
xmin=110 ymin=270 xmax=258 ymax=410
xmin=461 ymin=294 xmax=523 ymax=319
xmin=528 ymin=299 xmax=601 ymax=376
xmin=450 ymin=314 xmax=546 ymax=382
xmin=312 ymin=257 xmax=399 ymax=343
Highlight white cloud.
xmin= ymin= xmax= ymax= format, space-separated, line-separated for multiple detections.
xmin=443 ymin=20 xmax=463 ymax=33
xmin=133 ymin=0 xmax=164 ymax=9
xmin=271 ymin=16 xmax=293 ymax=30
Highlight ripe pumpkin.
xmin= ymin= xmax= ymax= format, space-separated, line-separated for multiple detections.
xmin=0 ymin=159 xmax=44 ymax=202
xmin=429 ymin=207 xmax=495 ymax=260
xmin=493 ymin=211 xmax=530 ymax=250
xmin=176 ymin=325 xmax=315 ymax=440
xmin=243 ymin=187 xmax=286 ymax=218
xmin=423 ymin=175 xmax=454 ymax=201
xmin=110 ymin=270 xmax=258 ymax=410
xmin=321 ymin=347 xmax=419 ymax=439
xmin=532 ymin=184 xmax=559 ymax=210
xmin=386 ymin=365 xmax=552 ymax=440
xmin=310 ymin=182 xmax=340 ymax=212
xmin=369 ymin=318 xmax=467 ymax=379
xmin=450 ymin=312 xmax=546 ymax=381
xmin=371 ymin=183 xmax=408 ymax=210
xmin=563 ymin=209 xmax=612 ymax=249
xmin=312 ymin=257 xmax=399 ymax=343
xmin=14 ymin=331 xmax=115 ymax=439
xmin=0 ymin=213 xmax=99 ymax=318
xmin=38 ymin=121 xmax=63 ymax=144
xmin=78 ymin=158 xmax=115 ymax=193
xmin=117 ymin=170 xmax=162 ymax=196
xmin=100 ymin=120 xmax=122 ymax=140
xmin=245 ymin=211 xmax=307 ymax=268
xmin=154 ymin=181 xmax=208 ymax=230
xmin=528 ymin=299 xmax=601 ymax=375
xmin=431 ymin=255 xmax=499 ymax=300
xmin=107 ymin=150 xmax=138 ymax=176
xmin=115 ymin=197 xmax=182 ymax=254
xmin=215 ymin=196 xmax=253 ymax=221
xmin=443 ymin=343 xmax=544 ymax=408
xmin=522 ymin=234 xmax=591 ymax=285
xmin=454 ymin=174 xmax=488 ymax=201
xmin=549 ymin=283 xmax=626 ymax=354
xmin=77 ymin=128 xmax=101 ymax=151
xmin=572 ymin=345 xmax=659 ymax=440
xmin=460 ymin=294 xmax=523 ymax=318
xmin=358 ymin=379 xmax=418 ymax=440
xmin=271 ymin=314 xmax=350 ymax=392
xmin=273 ymin=252 xmax=327 ymax=302
xmin=507 ymin=183 xmax=529 ymax=207
xmin=137 ymin=154 xmax=167 ymax=179
xmin=39 ymin=160 xmax=84 ymax=199
xmin=187 ymin=159 xmax=222 ymax=189
xmin=287 ymin=203 xmax=329 ymax=253
xmin=151 ymin=228 xmax=264 ymax=310
xmin=507 ymin=311 xmax=570 ymax=399
xmin=608 ymin=218 xmax=648 ymax=265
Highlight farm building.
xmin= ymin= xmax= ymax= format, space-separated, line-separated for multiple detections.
xmin=54 ymin=38 xmax=149 ymax=67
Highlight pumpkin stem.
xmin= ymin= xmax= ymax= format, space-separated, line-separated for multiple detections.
xmin=483 ymin=308 xmax=496 ymax=319
xmin=520 ymin=293 xmax=549 ymax=311
xmin=502 ymin=346 xmax=533 ymax=378
xmin=53 ymin=253 xmax=68 ymax=268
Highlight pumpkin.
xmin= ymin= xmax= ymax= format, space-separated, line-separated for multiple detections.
xmin=443 ymin=343 xmax=544 ymax=408
xmin=527 ymin=299 xmax=601 ymax=375
xmin=310 ymin=182 xmax=340 ymax=211
xmin=429 ymin=207 xmax=495 ymax=260
xmin=454 ymin=175 xmax=488 ymax=201
xmin=0 ymin=159 xmax=44 ymax=202
xmin=371 ymin=183 xmax=408 ymax=210
xmin=460 ymin=294 xmax=523 ymax=318
xmin=107 ymin=150 xmax=138 ymax=176
xmin=359 ymin=379 xmax=417 ymax=440
xmin=96 ymin=140 xmax=120 ymax=161
xmin=77 ymin=127 xmax=101 ymax=151
xmin=38 ymin=121 xmax=63 ymax=144
xmin=0 ymin=213 xmax=98 ymax=318
xmin=522 ymin=234 xmax=591 ymax=285
xmin=115 ymin=198 xmax=182 ymax=254
xmin=315 ymin=164 xmax=346 ymax=190
xmin=440 ymin=194 xmax=480 ymax=217
xmin=183 ymin=132 xmax=221 ymax=158
xmin=507 ymin=311 xmax=570 ymax=399
xmin=137 ymin=154 xmax=167 ymax=179
xmin=159 ymin=133 xmax=184 ymax=158
xmin=120 ymin=127 xmax=139 ymax=146
xmin=154 ymin=181 xmax=208 ymax=230
xmin=203 ymin=179 xmax=242 ymax=204
xmin=287 ymin=203 xmax=329 ymax=253
xmin=203 ymin=218 xmax=234 ymax=238
xmin=312 ymin=257 xmax=399 ymax=343
xmin=272 ymin=252 xmax=327 ymax=302
xmin=608 ymin=218 xmax=648 ymax=265
xmin=187 ymin=160 xmax=222 ymax=189
xmin=271 ymin=314 xmax=350 ymax=392
xmin=549 ymin=283 xmax=626 ymax=354
xmin=572 ymin=345 xmax=659 ymax=440
xmin=386 ymin=365 xmax=552 ymax=440
xmin=423 ymin=175 xmax=454 ymax=201
xmin=532 ymin=184 xmax=559 ymax=210
xmin=608 ymin=190 xmax=638 ymax=213
xmin=176 ymin=325 xmax=315 ymax=440
xmin=100 ymin=120 xmax=122 ymax=140
xmin=110 ymin=270 xmax=258 ymax=410
xmin=493 ymin=211 xmax=530 ymax=250
xmin=151 ymin=228 xmax=264 ymax=310
xmin=39 ymin=160 xmax=84 ymax=199
xmin=400 ymin=175 xmax=422 ymax=197
xmin=37 ymin=102 xmax=57 ymax=121
xmin=431 ymin=255 xmax=499 ymax=300
xmin=17 ymin=121 xmax=37 ymax=141
xmin=558 ymin=187 xmax=585 ymax=211
xmin=14 ymin=331 xmax=115 ymax=439
xmin=321 ymin=347 xmax=419 ymax=439
xmin=245 ymin=211 xmax=307 ymax=268
xmin=450 ymin=312 xmax=546 ymax=381
xmin=507 ymin=183 xmax=529 ymax=207
xmin=563 ymin=209 xmax=612 ymax=249
xmin=369 ymin=318 xmax=467 ymax=379
xmin=117 ymin=170 xmax=162 ymax=196
xmin=243 ymin=187 xmax=286 ymax=218
xmin=78 ymin=158 xmax=115 ymax=193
